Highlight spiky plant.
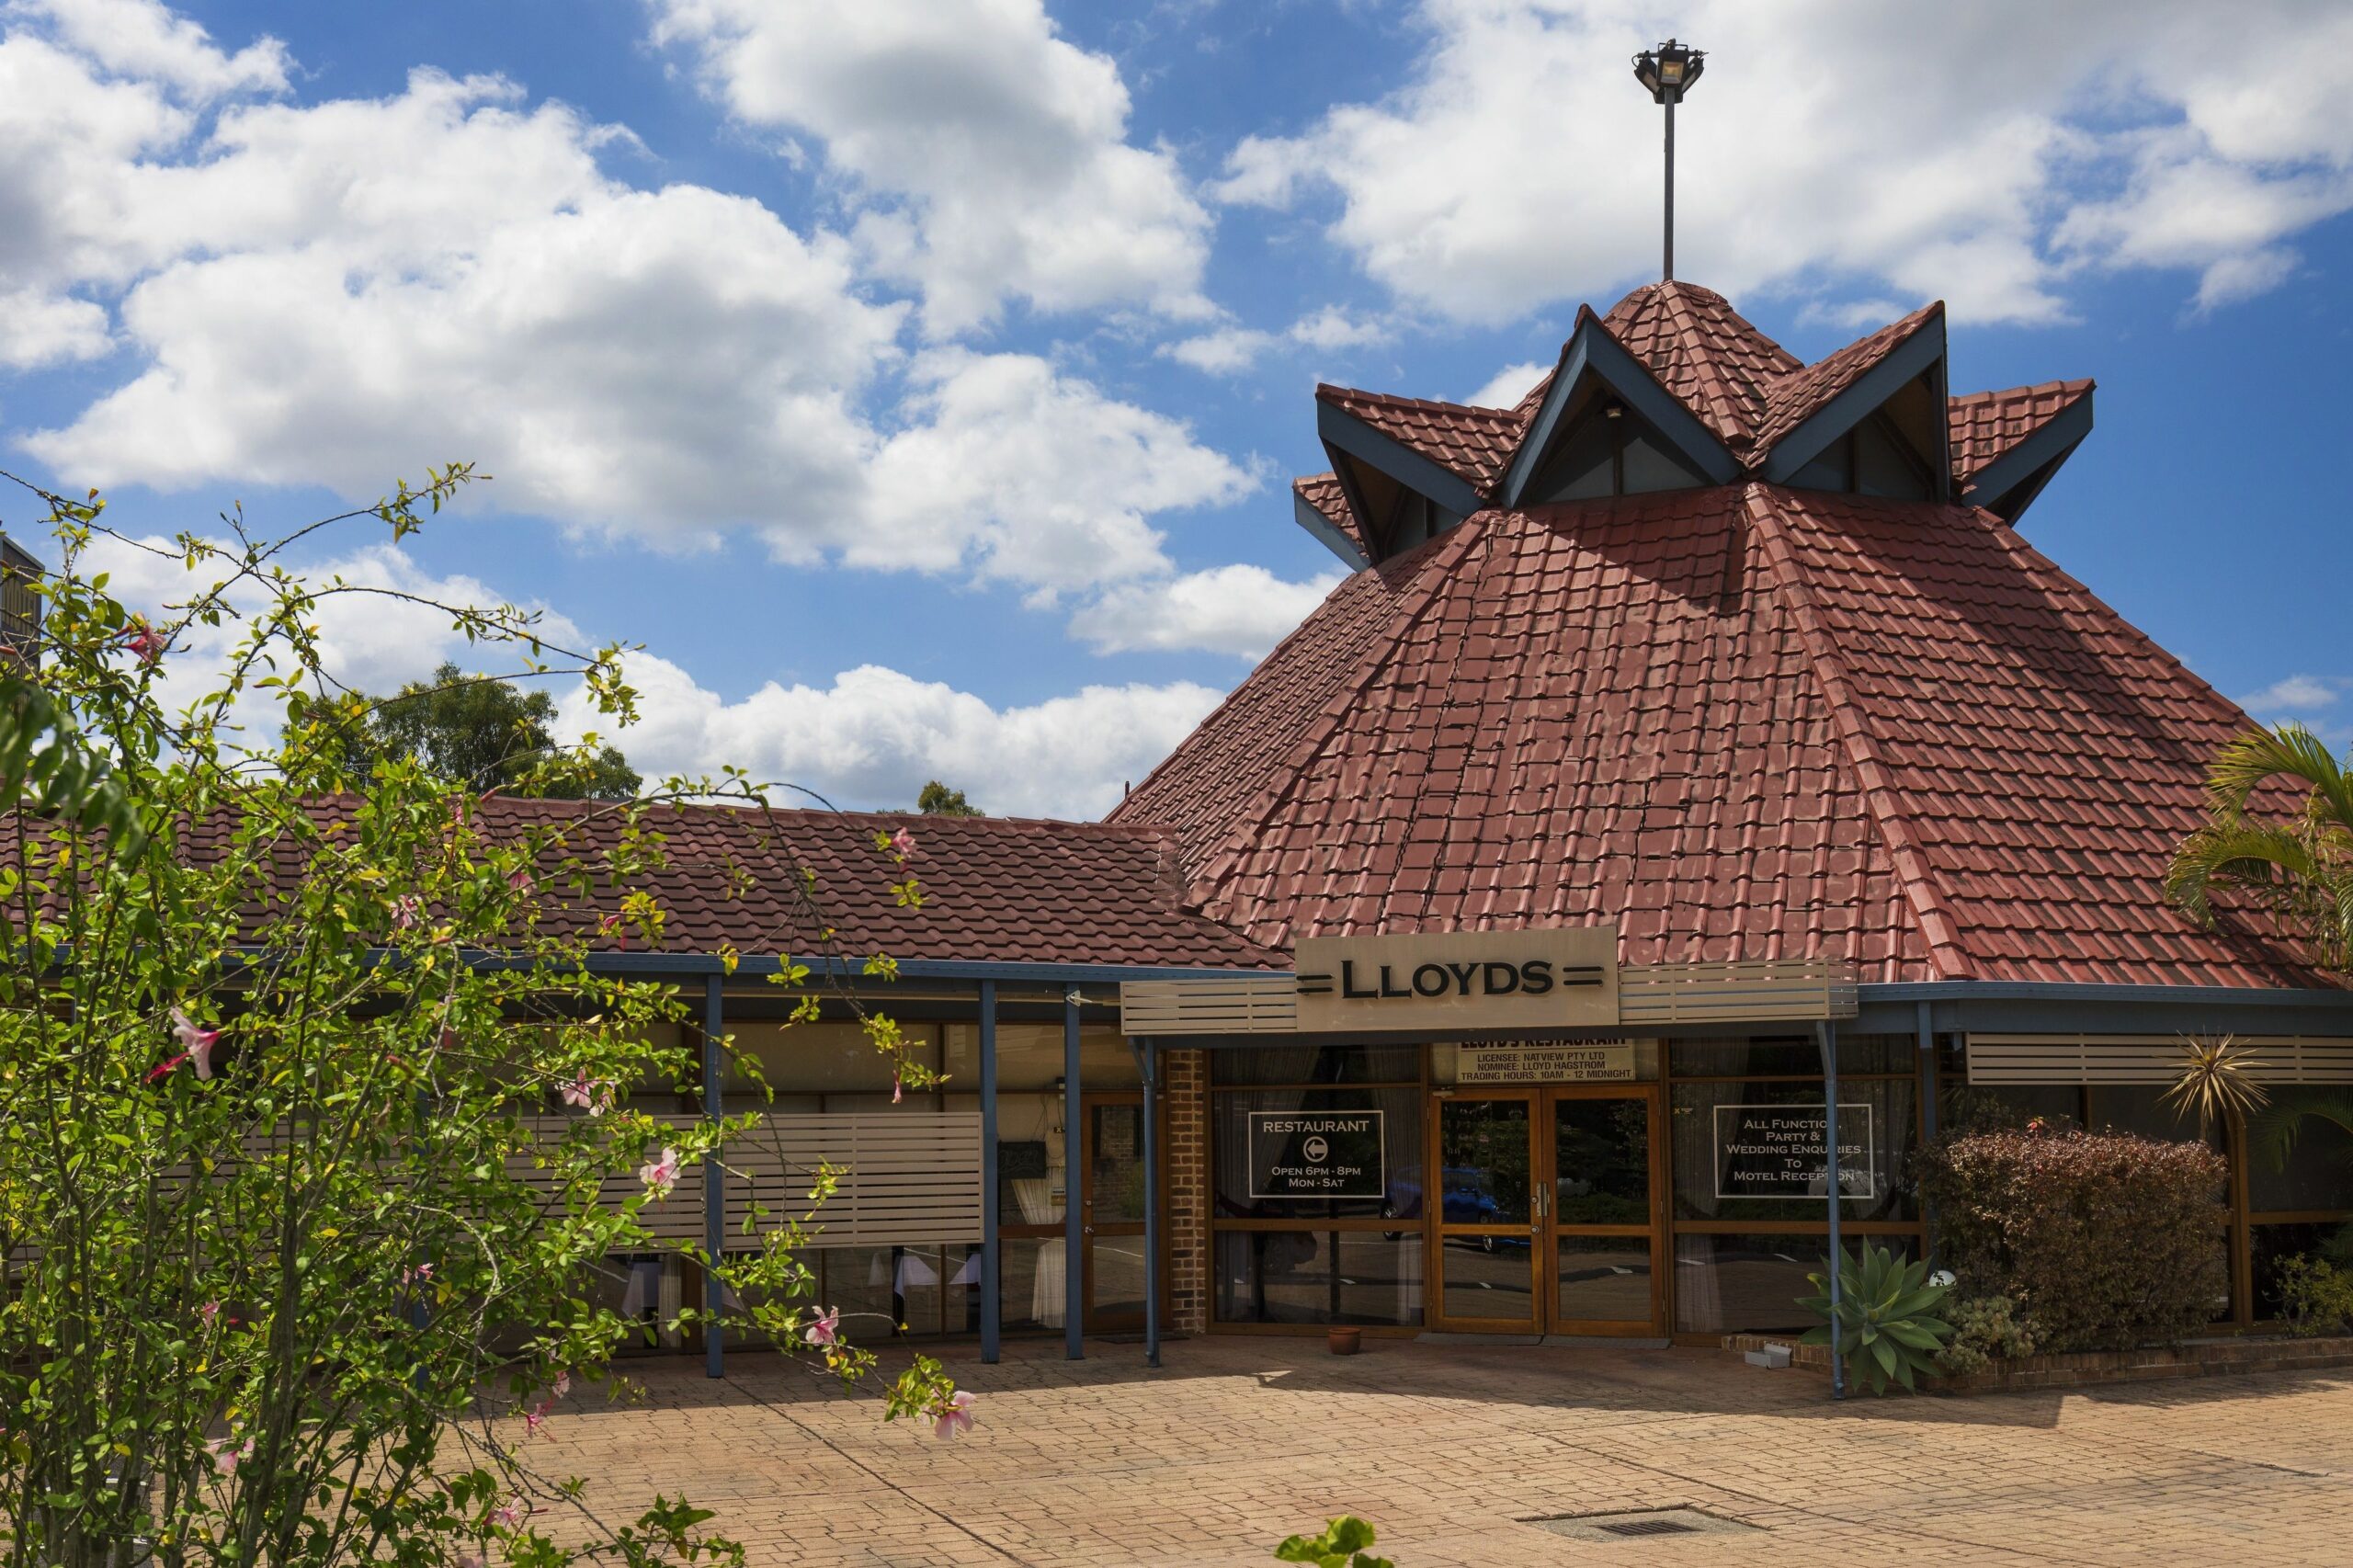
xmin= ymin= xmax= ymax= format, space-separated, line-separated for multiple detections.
xmin=2167 ymin=723 xmax=2353 ymax=973
xmin=1799 ymin=1243 xmax=1954 ymax=1395
xmin=2163 ymin=1033 xmax=2270 ymax=1141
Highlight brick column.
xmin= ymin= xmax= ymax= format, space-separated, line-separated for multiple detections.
xmin=1162 ymin=1048 xmax=1211 ymax=1335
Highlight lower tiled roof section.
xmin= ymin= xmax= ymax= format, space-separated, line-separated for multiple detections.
xmin=1600 ymin=281 xmax=1802 ymax=447
xmin=168 ymin=797 xmax=1283 ymax=970
xmin=1293 ymin=472 xmax=1364 ymax=557
xmin=1948 ymin=380 xmax=2095 ymax=484
xmin=1752 ymin=487 xmax=2311 ymax=988
xmin=1120 ymin=483 xmax=2330 ymax=990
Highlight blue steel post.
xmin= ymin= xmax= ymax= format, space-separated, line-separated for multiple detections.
xmin=1063 ymin=988 xmax=1085 ymax=1359
xmin=703 ymin=974 xmax=724 ymax=1380
xmin=1139 ymin=1038 xmax=1162 ymax=1369
xmin=979 ymin=980 xmax=1001 ymax=1364
xmin=1818 ymin=1018 xmax=1844 ymax=1401
xmin=1916 ymin=1000 xmax=1938 ymax=1264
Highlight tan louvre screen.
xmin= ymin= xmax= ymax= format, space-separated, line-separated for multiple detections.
xmin=1617 ymin=960 xmax=1859 ymax=1025
xmin=1966 ymin=1035 xmax=2353 ymax=1085
xmin=728 ymin=1113 xmax=983 ymax=1247
xmin=1120 ymin=975 xmax=1300 ymax=1035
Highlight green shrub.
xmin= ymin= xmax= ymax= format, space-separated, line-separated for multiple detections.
xmin=2276 ymin=1256 xmax=2353 ymax=1335
xmin=1933 ymin=1295 xmax=2040 ymax=1376
xmin=1919 ymin=1126 xmax=2228 ymax=1352
xmin=1276 ymin=1517 xmax=1392 ymax=1568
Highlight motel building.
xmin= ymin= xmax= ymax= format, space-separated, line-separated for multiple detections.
xmin=546 ymin=277 xmax=2353 ymax=1371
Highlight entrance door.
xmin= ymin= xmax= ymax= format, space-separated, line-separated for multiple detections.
xmin=1431 ymin=1085 xmax=1665 ymax=1335
xmin=1081 ymin=1094 xmax=1150 ymax=1330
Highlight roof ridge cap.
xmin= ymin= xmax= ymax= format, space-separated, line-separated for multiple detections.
xmin=1182 ymin=520 xmax=1489 ymax=922
xmin=1742 ymin=483 xmax=1977 ymax=980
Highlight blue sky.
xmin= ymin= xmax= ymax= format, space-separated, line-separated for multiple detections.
xmin=2 ymin=0 xmax=2348 ymax=813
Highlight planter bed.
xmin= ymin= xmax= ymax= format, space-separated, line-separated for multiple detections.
xmin=1720 ymin=1332 xmax=2353 ymax=1394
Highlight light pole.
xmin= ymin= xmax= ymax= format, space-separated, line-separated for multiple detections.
xmin=1632 ymin=39 xmax=1705 ymax=281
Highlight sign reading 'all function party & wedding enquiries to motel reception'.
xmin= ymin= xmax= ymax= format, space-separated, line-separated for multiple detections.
xmin=1713 ymin=1105 xmax=1876 ymax=1200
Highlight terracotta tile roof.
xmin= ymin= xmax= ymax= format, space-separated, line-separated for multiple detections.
xmin=1949 ymin=379 xmax=2095 ymax=485
xmin=1125 ymin=484 xmax=2325 ymax=989
xmin=1745 ymin=301 xmax=1943 ymax=463
xmin=1293 ymin=472 xmax=1365 ymax=558
xmin=149 ymin=798 xmax=1283 ymax=971
xmin=1598 ymin=280 xmax=1803 ymax=447
xmin=1316 ymin=385 xmax=1526 ymax=494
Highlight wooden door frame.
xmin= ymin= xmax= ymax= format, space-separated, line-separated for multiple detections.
xmin=1542 ymin=1082 xmax=1669 ymax=1336
xmin=1080 ymin=1090 xmax=1149 ymax=1332
xmin=1425 ymin=1087 xmax=1544 ymax=1332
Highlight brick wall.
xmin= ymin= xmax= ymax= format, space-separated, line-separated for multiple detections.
xmin=1164 ymin=1049 xmax=1211 ymax=1335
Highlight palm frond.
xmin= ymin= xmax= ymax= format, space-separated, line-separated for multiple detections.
xmin=2160 ymin=1034 xmax=2269 ymax=1139
xmin=2245 ymin=1088 xmax=2353 ymax=1172
xmin=2203 ymin=724 xmax=2353 ymax=827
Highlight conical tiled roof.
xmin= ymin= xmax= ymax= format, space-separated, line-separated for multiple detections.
xmin=1123 ymin=279 xmax=2317 ymax=986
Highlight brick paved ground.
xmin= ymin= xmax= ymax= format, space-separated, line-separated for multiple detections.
xmin=519 ymin=1336 xmax=2353 ymax=1566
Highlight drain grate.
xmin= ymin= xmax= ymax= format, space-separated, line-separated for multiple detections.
xmin=1526 ymin=1507 xmax=1758 ymax=1544
xmin=1595 ymin=1517 xmax=1699 ymax=1538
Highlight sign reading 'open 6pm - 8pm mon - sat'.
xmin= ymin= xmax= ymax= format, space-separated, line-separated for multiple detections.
xmin=1246 ymin=1110 xmax=1386 ymax=1199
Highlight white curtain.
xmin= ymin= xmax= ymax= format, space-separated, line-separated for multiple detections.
xmin=1013 ymin=1177 xmax=1066 ymax=1327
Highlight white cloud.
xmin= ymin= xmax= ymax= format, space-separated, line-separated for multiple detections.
xmin=1464 ymin=359 xmax=1547 ymax=409
xmin=0 ymin=287 xmax=109 ymax=367
xmin=1160 ymin=325 xmax=1276 ymax=374
xmin=1068 ymin=562 xmax=1345 ymax=657
xmin=1218 ymin=0 xmax=2353 ymax=324
xmin=1287 ymin=305 xmax=1386 ymax=352
xmin=645 ymin=0 xmax=1212 ymax=335
xmin=854 ymin=348 xmax=1257 ymax=594
xmin=2238 ymin=675 xmax=2339 ymax=713
xmin=562 ymin=653 xmax=1223 ymax=817
xmin=6 ymin=0 xmax=287 ymax=101
xmin=0 ymin=37 xmax=1249 ymax=597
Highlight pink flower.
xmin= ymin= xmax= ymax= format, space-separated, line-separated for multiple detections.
xmin=803 ymin=1305 xmax=840 ymax=1347
xmin=890 ymin=827 xmax=916 ymax=858
xmin=507 ymin=867 xmax=536 ymax=895
xmin=170 ymin=1007 xmax=220 ymax=1080
xmin=456 ymin=1553 xmax=486 ymax=1568
xmin=392 ymin=895 xmax=422 ymax=931
xmin=891 ymin=1071 xmax=904 ymax=1105
xmin=402 ymin=1263 xmax=433 ymax=1288
xmin=551 ymin=1369 xmax=571 ymax=1400
xmin=209 ymin=1435 xmax=254 ymax=1474
xmin=523 ymin=1398 xmax=554 ymax=1438
xmin=491 ymin=1497 xmax=529 ymax=1528
xmin=638 ymin=1146 xmax=680 ymax=1199
xmin=197 ymin=1300 xmax=220 ymax=1328
xmin=931 ymin=1391 xmax=977 ymax=1441
xmin=119 ymin=619 xmax=164 ymax=666
xmin=597 ymin=913 xmax=628 ymax=950
xmin=559 ymin=1070 xmax=612 ymax=1116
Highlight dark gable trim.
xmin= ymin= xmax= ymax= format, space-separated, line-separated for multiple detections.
xmin=1292 ymin=484 xmax=1371 ymax=572
xmin=1313 ymin=398 xmax=1487 ymax=520
xmin=1500 ymin=311 xmax=1741 ymax=506
xmin=1855 ymin=978 xmax=2353 ymax=1038
xmin=1761 ymin=310 xmax=1949 ymax=484
xmin=1961 ymin=388 xmax=2095 ymax=523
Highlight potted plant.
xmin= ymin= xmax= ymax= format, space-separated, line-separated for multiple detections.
xmin=1327 ymin=1324 xmax=1363 ymax=1355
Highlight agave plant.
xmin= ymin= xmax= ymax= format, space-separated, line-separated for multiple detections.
xmin=2166 ymin=723 xmax=2353 ymax=972
xmin=1799 ymin=1243 xmax=1954 ymax=1395
xmin=2163 ymin=1032 xmax=2270 ymax=1141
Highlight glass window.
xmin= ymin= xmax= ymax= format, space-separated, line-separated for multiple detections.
xmin=2251 ymin=1222 xmax=2346 ymax=1321
xmin=2248 ymin=1106 xmax=2353 ymax=1213
xmin=1436 ymin=1232 xmax=1534 ymax=1322
xmin=1212 ymin=1086 xmax=1425 ymax=1221
xmin=1556 ymin=1236 xmax=1654 ymax=1324
xmin=1214 ymin=1232 xmax=1424 ymax=1326
xmin=2086 ymin=1085 xmax=2214 ymax=1147
xmin=943 ymin=1022 xmax=1136 ymax=1092
xmin=1437 ymin=1096 xmax=1530 ymax=1224
xmin=1672 ymin=1078 xmax=1917 ymax=1222
xmin=1213 ymin=1044 xmax=1420 ymax=1085
xmin=1673 ymin=1233 xmax=1910 ymax=1335
xmin=1938 ymin=1082 xmax=2082 ymax=1135
xmin=1552 ymin=1096 xmax=1650 ymax=1224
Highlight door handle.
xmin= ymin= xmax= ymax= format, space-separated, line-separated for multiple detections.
xmin=1082 ymin=1224 xmax=1095 ymax=1236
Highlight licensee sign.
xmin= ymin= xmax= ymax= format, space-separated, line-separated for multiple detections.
xmin=1713 ymin=1104 xmax=1875 ymax=1199
xmin=1246 ymin=1110 xmax=1386 ymax=1199
xmin=1457 ymin=1040 xmax=1638 ymax=1084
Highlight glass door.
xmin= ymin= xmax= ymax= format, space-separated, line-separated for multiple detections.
xmin=1547 ymin=1086 xmax=1665 ymax=1335
xmin=1081 ymin=1094 xmax=1150 ymax=1331
xmin=1432 ymin=1092 xmax=1540 ymax=1330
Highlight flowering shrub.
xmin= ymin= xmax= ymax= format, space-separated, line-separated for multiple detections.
xmin=1932 ymin=1295 xmax=2040 ymax=1376
xmin=1919 ymin=1125 xmax=2228 ymax=1352
xmin=0 ymin=472 xmax=959 ymax=1566
xmin=2275 ymin=1256 xmax=2353 ymax=1335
